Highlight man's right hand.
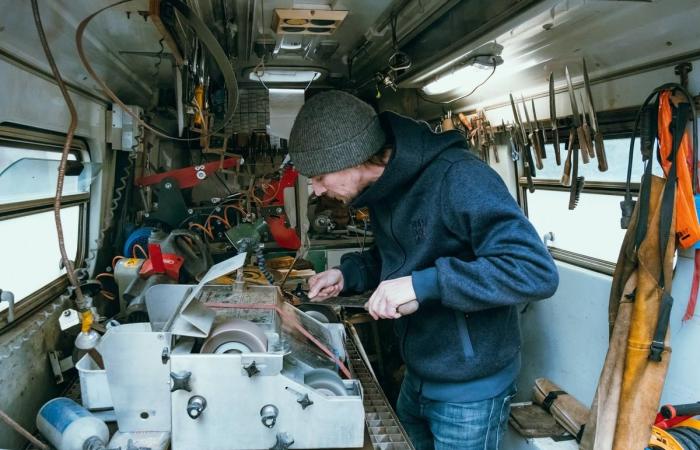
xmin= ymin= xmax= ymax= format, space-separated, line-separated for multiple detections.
xmin=307 ymin=268 xmax=344 ymax=301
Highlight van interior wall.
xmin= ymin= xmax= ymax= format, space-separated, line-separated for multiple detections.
xmin=0 ymin=56 xmax=109 ymax=448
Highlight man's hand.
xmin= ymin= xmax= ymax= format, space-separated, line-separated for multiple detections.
xmin=308 ymin=269 xmax=344 ymax=301
xmin=366 ymin=276 xmax=419 ymax=320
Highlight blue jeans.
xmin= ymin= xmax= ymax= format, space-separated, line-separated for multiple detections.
xmin=396 ymin=379 xmax=516 ymax=450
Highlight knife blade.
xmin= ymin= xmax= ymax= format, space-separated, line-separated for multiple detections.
xmin=564 ymin=66 xmax=591 ymax=164
xmin=549 ymin=72 xmax=562 ymax=166
xmin=510 ymin=93 xmax=537 ymax=182
xmin=521 ymin=95 xmax=544 ymax=170
xmin=531 ymin=98 xmax=548 ymax=159
xmin=582 ymin=58 xmax=608 ymax=172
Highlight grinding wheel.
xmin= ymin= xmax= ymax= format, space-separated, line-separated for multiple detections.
xmin=303 ymin=368 xmax=347 ymax=396
xmin=200 ymin=318 xmax=268 ymax=354
xmin=297 ymin=303 xmax=339 ymax=324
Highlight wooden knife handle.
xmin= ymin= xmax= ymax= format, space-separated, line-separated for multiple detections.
xmin=529 ymin=133 xmax=544 ymax=170
xmin=576 ymin=127 xmax=590 ymax=164
xmin=553 ymin=129 xmax=562 ymax=166
xmin=594 ymin=132 xmax=608 ymax=172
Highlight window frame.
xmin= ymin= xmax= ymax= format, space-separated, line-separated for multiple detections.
xmin=0 ymin=124 xmax=90 ymax=330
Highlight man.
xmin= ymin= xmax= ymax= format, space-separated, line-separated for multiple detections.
xmin=288 ymin=90 xmax=559 ymax=450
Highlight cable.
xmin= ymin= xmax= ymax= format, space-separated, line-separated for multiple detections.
xmin=32 ymin=0 xmax=87 ymax=309
xmin=132 ymin=244 xmax=148 ymax=258
xmin=417 ymin=64 xmax=497 ymax=105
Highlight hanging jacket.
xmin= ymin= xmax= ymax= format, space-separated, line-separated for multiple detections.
xmin=338 ymin=111 xmax=559 ymax=393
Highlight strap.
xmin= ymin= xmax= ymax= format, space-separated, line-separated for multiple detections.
xmin=576 ymin=424 xmax=586 ymax=443
xmin=542 ymin=390 xmax=567 ymax=412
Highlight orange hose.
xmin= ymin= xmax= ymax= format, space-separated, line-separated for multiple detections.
xmin=189 ymin=223 xmax=214 ymax=240
xmin=132 ymin=244 xmax=148 ymax=258
xmin=112 ymin=255 xmax=125 ymax=268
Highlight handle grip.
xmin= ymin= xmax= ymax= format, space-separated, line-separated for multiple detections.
xmin=594 ymin=132 xmax=608 ymax=172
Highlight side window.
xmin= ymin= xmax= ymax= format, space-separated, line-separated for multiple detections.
xmin=0 ymin=133 xmax=90 ymax=327
xmin=522 ymin=137 xmax=644 ymax=271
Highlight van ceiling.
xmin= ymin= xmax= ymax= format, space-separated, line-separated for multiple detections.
xmin=1 ymin=0 xmax=698 ymax=111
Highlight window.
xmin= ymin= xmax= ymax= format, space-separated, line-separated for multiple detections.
xmin=0 ymin=127 xmax=90 ymax=327
xmin=521 ymin=137 xmax=649 ymax=272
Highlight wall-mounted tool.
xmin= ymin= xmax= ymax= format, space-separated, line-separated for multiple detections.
xmin=565 ymin=66 xmax=591 ymax=164
xmin=510 ymin=93 xmax=535 ymax=192
xmin=561 ymin=128 xmax=575 ymax=187
xmin=504 ymin=120 xmax=524 ymax=205
xmin=521 ymin=95 xmax=544 ymax=170
xmin=582 ymin=58 xmax=608 ymax=172
xmin=568 ymin=138 xmax=585 ymax=210
xmin=549 ymin=72 xmax=562 ymax=166
xmin=531 ymin=98 xmax=547 ymax=160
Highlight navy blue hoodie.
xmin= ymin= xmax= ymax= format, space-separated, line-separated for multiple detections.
xmin=338 ymin=111 xmax=558 ymax=394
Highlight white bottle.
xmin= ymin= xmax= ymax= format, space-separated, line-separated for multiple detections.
xmin=36 ymin=397 xmax=109 ymax=450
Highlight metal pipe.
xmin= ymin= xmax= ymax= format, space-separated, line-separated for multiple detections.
xmin=0 ymin=408 xmax=49 ymax=450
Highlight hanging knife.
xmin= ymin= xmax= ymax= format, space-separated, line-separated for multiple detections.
xmin=531 ymin=98 xmax=548 ymax=159
xmin=564 ymin=66 xmax=590 ymax=164
xmin=521 ymin=95 xmax=544 ymax=170
xmin=579 ymin=92 xmax=595 ymax=159
xmin=549 ymin=73 xmax=562 ymax=166
xmin=510 ymin=93 xmax=536 ymax=191
xmin=582 ymin=58 xmax=608 ymax=172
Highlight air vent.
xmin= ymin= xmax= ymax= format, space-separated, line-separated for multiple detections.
xmin=272 ymin=9 xmax=348 ymax=35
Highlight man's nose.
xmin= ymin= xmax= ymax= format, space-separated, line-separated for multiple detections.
xmin=311 ymin=179 xmax=326 ymax=196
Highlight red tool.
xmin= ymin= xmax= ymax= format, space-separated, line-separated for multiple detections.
xmin=139 ymin=243 xmax=184 ymax=281
xmin=135 ymin=157 xmax=241 ymax=188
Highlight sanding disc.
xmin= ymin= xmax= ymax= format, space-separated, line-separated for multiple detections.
xmin=201 ymin=318 xmax=268 ymax=354
xmin=303 ymin=368 xmax=347 ymax=396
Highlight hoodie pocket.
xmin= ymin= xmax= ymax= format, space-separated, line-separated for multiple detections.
xmin=454 ymin=311 xmax=474 ymax=358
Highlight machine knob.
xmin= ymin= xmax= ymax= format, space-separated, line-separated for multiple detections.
xmin=170 ymin=371 xmax=192 ymax=392
xmin=260 ymin=404 xmax=279 ymax=428
xmin=187 ymin=395 xmax=207 ymax=419
xmin=270 ymin=432 xmax=294 ymax=450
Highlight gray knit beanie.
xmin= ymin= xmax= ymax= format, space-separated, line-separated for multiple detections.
xmin=288 ymin=90 xmax=386 ymax=177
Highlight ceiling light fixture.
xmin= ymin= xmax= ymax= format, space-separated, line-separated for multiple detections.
xmin=422 ymin=42 xmax=504 ymax=97
xmin=244 ymin=67 xmax=325 ymax=83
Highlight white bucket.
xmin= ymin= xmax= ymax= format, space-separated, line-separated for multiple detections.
xmin=76 ymin=354 xmax=113 ymax=410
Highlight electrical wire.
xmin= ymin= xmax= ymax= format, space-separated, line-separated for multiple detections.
xmin=418 ymin=64 xmax=497 ymax=105
xmin=32 ymin=0 xmax=87 ymax=309
xmin=132 ymin=244 xmax=148 ymax=258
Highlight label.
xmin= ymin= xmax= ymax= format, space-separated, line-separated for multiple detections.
xmin=39 ymin=398 xmax=88 ymax=433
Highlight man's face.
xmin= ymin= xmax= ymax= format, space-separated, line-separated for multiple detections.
xmin=310 ymin=166 xmax=367 ymax=204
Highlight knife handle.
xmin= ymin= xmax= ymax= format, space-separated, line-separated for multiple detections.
xmin=594 ymin=132 xmax=608 ymax=172
xmin=524 ymin=144 xmax=537 ymax=177
xmin=576 ymin=127 xmax=590 ymax=164
xmin=537 ymin=130 xmax=547 ymax=159
xmin=582 ymin=123 xmax=595 ymax=159
xmin=529 ymin=133 xmax=544 ymax=170
xmin=553 ymin=129 xmax=562 ymax=166
xmin=561 ymin=129 xmax=575 ymax=186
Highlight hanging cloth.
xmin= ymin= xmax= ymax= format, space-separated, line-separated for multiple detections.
xmin=580 ymin=83 xmax=697 ymax=450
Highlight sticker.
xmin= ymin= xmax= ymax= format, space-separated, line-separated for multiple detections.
xmin=39 ymin=398 xmax=88 ymax=433
xmin=124 ymin=258 xmax=141 ymax=267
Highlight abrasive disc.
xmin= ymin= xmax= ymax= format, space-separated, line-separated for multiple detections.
xmin=201 ymin=318 xmax=268 ymax=354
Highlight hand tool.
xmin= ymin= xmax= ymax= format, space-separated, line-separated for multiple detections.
xmin=521 ymin=94 xmax=544 ymax=169
xmin=549 ymin=72 xmax=562 ymax=166
xmin=488 ymin=124 xmax=500 ymax=163
xmin=510 ymin=93 xmax=536 ymax=191
xmin=531 ymin=98 xmax=548 ymax=159
xmin=579 ymin=92 xmax=595 ymax=159
xmin=565 ymin=66 xmax=591 ymax=164
xmin=582 ymin=58 xmax=608 ymax=171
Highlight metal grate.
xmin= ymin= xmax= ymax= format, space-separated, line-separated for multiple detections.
xmin=346 ymin=335 xmax=415 ymax=450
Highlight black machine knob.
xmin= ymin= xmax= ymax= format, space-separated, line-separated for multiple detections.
xmin=170 ymin=371 xmax=192 ymax=392
xmin=187 ymin=395 xmax=207 ymax=419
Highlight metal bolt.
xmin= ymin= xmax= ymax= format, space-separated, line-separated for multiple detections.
xmin=276 ymin=207 xmax=283 ymax=214
xmin=164 ymin=182 xmax=173 ymax=189
xmin=187 ymin=209 xmax=194 ymax=215
xmin=63 ymin=311 xmax=71 ymax=317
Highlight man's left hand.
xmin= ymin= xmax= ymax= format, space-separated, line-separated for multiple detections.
xmin=365 ymin=276 xmax=419 ymax=320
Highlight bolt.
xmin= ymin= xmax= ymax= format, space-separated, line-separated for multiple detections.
xmin=187 ymin=209 xmax=194 ymax=215
xmin=276 ymin=207 xmax=283 ymax=214
xmin=63 ymin=311 xmax=71 ymax=317
xmin=164 ymin=182 xmax=173 ymax=189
